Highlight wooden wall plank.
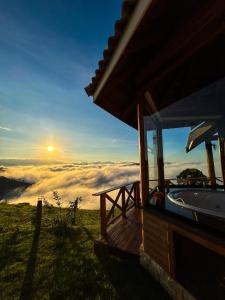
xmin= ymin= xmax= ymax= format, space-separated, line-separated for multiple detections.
xmin=143 ymin=210 xmax=171 ymax=272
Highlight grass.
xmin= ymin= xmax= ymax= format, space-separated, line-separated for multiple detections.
xmin=0 ymin=203 xmax=170 ymax=300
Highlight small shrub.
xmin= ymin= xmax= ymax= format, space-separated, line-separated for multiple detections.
xmin=51 ymin=191 xmax=71 ymax=234
xmin=53 ymin=191 xmax=62 ymax=208
xmin=69 ymin=196 xmax=82 ymax=225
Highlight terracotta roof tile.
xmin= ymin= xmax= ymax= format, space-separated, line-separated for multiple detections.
xmin=85 ymin=0 xmax=138 ymax=96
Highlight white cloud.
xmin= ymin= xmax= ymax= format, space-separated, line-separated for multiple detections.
xmin=0 ymin=126 xmax=11 ymax=131
xmin=1 ymin=159 xmax=219 ymax=209
xmin=1 ymin=162 xmax=139 ymax=209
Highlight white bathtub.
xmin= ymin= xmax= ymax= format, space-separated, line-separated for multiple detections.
xmin=167 ymin=189 xmax=225 ymax=220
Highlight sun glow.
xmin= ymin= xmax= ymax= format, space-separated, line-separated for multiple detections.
xmin=47 ymin=145 xmax=55 ymax=152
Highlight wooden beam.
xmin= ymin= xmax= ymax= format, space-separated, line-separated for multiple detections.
xmin=205 ymin=142 xmax=216 ymax=188
xmin=137 ymin=96 xmax=149 ymax=205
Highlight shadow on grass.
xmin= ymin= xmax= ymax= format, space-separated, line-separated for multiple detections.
xmin=25 ymin=221 xmax=171 ymax=300
xmin=50 ymin=226 xmax=89 ymax=299
xmin=19 ymin=201 xmax=42 ymax=300
xmin=81 ymin=225 xmax=95 ymax=242
xmin=84 ymin=226 xmax=171 ymax=300
xmin=49 ymin=225 xmax=119 ymax=299
xmin=0 ymin=231 xmax=19 ymax=271
xmin=97 ymin=250 xmax=171 ymax=300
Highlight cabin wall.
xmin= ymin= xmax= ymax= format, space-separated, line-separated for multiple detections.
xmin=141 ymin=209 xmax=194 ymax=300
xmin=174 ymin=233 xmax=225 ymax=300
xmin=141 ymin=209 xmax=225 ymax=300
xmin=142 ymin=211 xmax=171 ymax=273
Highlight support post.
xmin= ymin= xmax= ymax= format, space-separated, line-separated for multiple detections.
xmin=219 ymin=137 xmax=225 ymax=188
xmin=205 ymin=142 xmax=216 ymax=188
xmin=100 ymin=194 xmax=107 ymax=237
xmin=137 ymin=96 xmax=149 ymax=206
xmin=122 ymin=187 xmax=126 ymax=217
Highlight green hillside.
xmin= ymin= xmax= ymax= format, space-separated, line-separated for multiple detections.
xmin=0 ymin=203 xmax=170 ymax=300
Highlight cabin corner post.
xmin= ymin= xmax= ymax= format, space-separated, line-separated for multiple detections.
xmin=137 ymin=96 xmax=149 ymax=206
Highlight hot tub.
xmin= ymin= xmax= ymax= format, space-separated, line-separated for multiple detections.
xmin=167 ymin=189 xmax=225 ymax=231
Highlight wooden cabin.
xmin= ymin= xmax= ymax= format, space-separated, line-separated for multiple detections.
xmin=85 ymin=1 xmax=225 ymax=299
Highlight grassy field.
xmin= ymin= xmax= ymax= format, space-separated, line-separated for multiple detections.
xmin=0 ymin=203 xmax=170 ymax=300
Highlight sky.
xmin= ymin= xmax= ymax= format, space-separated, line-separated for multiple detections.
xmin=0 ymin=0 xmax=221 ymax=174
xmin=0 ymin=0 xmax=138 ymax=162
xmin=0 ymin=1 xmax=223 ymax=207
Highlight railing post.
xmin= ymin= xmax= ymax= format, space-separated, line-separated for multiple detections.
xmin=100 ymin=194 xmax=107 ymax=237
xmin=134 ymin=181 xmax=141 ymax=207
xmin=122 ymin=187 xmax=126 ymax=217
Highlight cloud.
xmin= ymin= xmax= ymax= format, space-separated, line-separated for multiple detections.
xmin=0 ymin=126 xmax=11 ymax=131
xmin=1 ymin=159 xmax=221 ymax=209
xmin=1 ymin=162 xmax=140 ymax=209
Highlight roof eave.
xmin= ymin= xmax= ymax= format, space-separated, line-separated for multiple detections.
xmin=85 ymin=0 xmax=153 ymax=100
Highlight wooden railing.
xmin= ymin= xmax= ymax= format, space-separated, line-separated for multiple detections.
xmin=93 ymin=181 xmax=141 ymax=237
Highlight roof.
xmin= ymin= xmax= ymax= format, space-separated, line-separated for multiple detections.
xmin=85 ymin=0 xmax=225 ymax=129
xmin=85 ymin=0 xmax=139 ymax=97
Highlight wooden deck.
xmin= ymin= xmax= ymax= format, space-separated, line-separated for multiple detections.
xmin=94 ymin=207 xmax=142 ymax=259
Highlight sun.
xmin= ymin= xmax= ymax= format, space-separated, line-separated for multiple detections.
xmin=47 ymin=145 xmax=55 ymax=152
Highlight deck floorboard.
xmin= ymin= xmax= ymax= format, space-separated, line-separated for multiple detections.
xmin=95 ymin=207 xmax=142 ymax=258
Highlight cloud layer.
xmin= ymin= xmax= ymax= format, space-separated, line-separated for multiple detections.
xmin=1 ymin=162 xmax=139 ymax=209
xmin=1 ymin=159 xmax=219 ymax=209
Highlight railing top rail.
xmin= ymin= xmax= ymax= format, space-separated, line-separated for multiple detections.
xmin=93 ymin=180 xmax=140 ymax=196
xmin=149 ymin=176 xmax=223 ymax=182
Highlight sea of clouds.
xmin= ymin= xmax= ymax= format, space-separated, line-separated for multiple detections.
xmin=0 ymin=159 xmax=219 ymax=209
xmin=0 ymin=162 xmax=140 ymax=209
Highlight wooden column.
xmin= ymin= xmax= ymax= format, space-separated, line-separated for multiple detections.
xmin=219 ymin=137 xmax=225 ymax=188
xmin=156 ymin=126 xmax=165 ymax=192
xmin=205 ymin=142 xmax=216 ymax=188
xmin=137 ymin=96 xmax=149 ymax=206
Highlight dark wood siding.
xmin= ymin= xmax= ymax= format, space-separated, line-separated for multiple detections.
xmin=143 ymin=210 xmax=171 ymax=273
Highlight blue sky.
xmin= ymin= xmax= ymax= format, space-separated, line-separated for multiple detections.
xmin=0 ymin=0 xmax=219 ymax=177
xmin=0 ymin=0 xmax=138 ymax=161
